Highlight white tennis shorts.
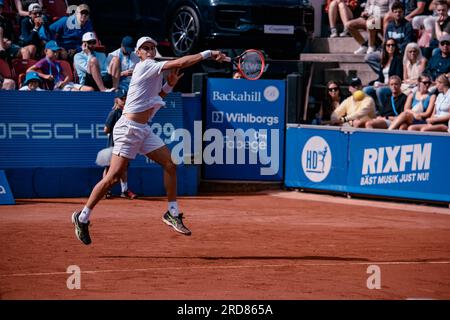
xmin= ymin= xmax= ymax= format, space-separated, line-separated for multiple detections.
xmin=112 ymin=115 xmax=165 ymax=159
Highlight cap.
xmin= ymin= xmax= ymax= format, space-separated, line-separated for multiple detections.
xmin=115 ymin=88 xmax=128 ymax=99
xmin=77 ymin=4 xmax=90 ymax=13
xmin=121 ymin=36 xmax=134 ymax=54
xmin=28 ymin=3 xmax=42 ymax=12
xmin=45 ymin=40 xmax=61 ymax=51
xmin=66 ymin=5 xmax=78 ymax=15
xmin=24 ymin=71 xmax=41 ymax=85
xmin=349 ymin=77 xmax=362 ymax=87
xmin=135 ymin=36 xmax=157 ymax=51
xmin=82 ymin=32 xmax=96 ymax=42
xmin=439 ymin=34 xmax=450 ymax=43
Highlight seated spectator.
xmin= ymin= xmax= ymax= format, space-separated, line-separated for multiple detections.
xmin=14 ymin=0 xmax=43 ymax=18
xmin=107 ymin=36 xmax=139 ymax=91
xmin=408 ymin=73 xmax=450 ymax=131
xmin=389 ymin=73 xmax=436 ymax=129
xmin=366 ymin=75 xmax=407 ymax=128
xmin=330 ymin=77 xmax=377 ymax=127
xmin=364 ymin=38 xmax=404 ymax=108
xmin=0 ymin=0 xmax=34 ymax=60
xmin=425 ymin=34 xmax=450 ymax=81
xmin=317 ymin=80 xmax=348 ymax=124
xmin=74 ymin=32 xmax=119 ymax=92
xmin=401 ymin=42 xmax=427 ymax=94
xmin=0 ymin=73 xmax=16 ymax=89
xmin=28 ymin=40 xmax=93 ymax=91
xmin=19 ymin=70 xmax=43 ymax=90
xmin=18 ymin=3 xmax=50 ymax=59
xmin=347 ymin=0 xmax=395 ymax=54
xmin=366 ymin=2 xmax=414 ymax=75
xmin=326 ymin=0 xmax=358 ymax=38
xmin=49 ymin=4 xmax=93 ymax=60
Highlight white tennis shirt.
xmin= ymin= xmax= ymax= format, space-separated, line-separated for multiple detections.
xmin=123 ymin=58 xmax=168 ymax=114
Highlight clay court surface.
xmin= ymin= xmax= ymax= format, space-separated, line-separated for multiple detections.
xmin=1 ymin=191 xmax=449 ymax=300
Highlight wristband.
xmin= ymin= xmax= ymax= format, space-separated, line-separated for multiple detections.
xmin=162 ymin=82 xmax=173 ymax=94
xmin=200 ymin=50 xmax=212 ymax=60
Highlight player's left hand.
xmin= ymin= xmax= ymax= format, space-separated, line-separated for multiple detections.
xmin=167 ymin=68 xmax=184 ymax=87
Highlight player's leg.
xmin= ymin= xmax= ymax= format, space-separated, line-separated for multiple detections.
xmin=72 ymin=155 xmax=129 ymax=245
xmin=146 ymin=145 xmax=191 ymax=236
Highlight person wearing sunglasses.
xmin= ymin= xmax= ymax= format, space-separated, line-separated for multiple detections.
xmin=49 ymin=4 xmax=93 ymax=60
xmin=74 ymin=32 xmax=119 ymax=92
xmin=71 ymin=36 xmax=228 ymax=244
xmin=330 ymin=77 xmax=376 ymax=127
xmin=364 ymin=38 xmax=404 ymax=110
xmin=389 ymin=73 xmax=437 ymax=129
xmin=425 ymin=34 xmax=450 ymax=81
xmin=408 ymin=73 xmax=450 ymax=131
xmin=316 ymin=80 xmax=347 ymax=124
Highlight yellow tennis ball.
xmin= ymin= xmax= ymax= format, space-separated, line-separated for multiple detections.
xmin=353 ymin=90 xmax=365 ymax=101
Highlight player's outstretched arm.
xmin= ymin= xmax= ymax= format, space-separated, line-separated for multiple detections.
xmin=162 ymin=50 xmax=227 ymax=71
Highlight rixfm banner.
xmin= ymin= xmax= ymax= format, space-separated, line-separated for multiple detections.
xmin=204 ymin=78 xmax=286 ymax=181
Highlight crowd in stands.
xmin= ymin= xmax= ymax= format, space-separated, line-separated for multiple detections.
xmin=320 ymin=0 xmax=450 ymax=132
xmin=0 ymin=1 xmax=141 ymax=93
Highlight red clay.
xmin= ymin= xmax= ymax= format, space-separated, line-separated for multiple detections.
xmin=1 ymin=191 xmax=449 ymax=300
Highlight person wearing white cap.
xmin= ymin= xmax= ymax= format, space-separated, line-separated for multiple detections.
xmin=71 ymin=36 xmax=228 ymax=244
xmin=74 ymin=31 xmax=119 ymax=92
xmin=14 ymin=0 xmax=43 ymax=18
xmin=18 ymin=3 xmax=50 ymax=57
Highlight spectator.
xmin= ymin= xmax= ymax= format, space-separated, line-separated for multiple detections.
xmin=19 ymin=3 xmax=50 ymax=59
xmin=425 ymin=34 xmax=450 ymax=81
xmin=14 ymin=0 xmax=43 ymax=18
xmin=330 ymin=77 xmax=377 ymax=127
xmin=408 ymin=0 xmax=433 ymax=28
xmin=408 ymin=73 xmax=450 ymax=131
xmin=107 ymin=36 xmax=139 ymax=91
xmin=19 ymin=70 xmax=43 ymax=90
xmin=326 ymin=0 xmax=358 ymax=38
xmin=49 ymin=4 xmax=93 ymax=60
xmin=366 ymin=75 xmax=407 ymax=128
xmin=28 ymin=40 xmax=93 ymax=91
xmin=317 ymin=80 xmax=348 ymax=124
xmin=389 ymin=73 xmax=436 ymax=129
xmin=364 ymin=38 xmax=404 ymax=109
xmin=74 ymin=32 xmax=119 ymax=92
xmin=365 ymin=1 xmax=414 ymax=74
xmin=401 ymin=42 xmax=427 ymax=94
xmin=102 ymin=89 xmax=137 ymax=200
xmin=0 ymin=73 xmax=15 ymax=89
xmin=416 ymin=1 xmax=447 ymax=52
xmin=346 ymin=0 xmax=395 ymax=54
xmin=0 ymin=0 xmax=34 ymax=60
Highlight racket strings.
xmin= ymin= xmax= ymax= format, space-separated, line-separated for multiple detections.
xmin=239 ymin=52 xmax=264 ymax=79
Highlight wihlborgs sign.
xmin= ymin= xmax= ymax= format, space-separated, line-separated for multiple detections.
xmin=205 ymin=79 xmax=285 ymax=181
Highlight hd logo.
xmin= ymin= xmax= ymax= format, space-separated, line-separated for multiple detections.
xmin=301 ymin=136 xmax=332 ymax=183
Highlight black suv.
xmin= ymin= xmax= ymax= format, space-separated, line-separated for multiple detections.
xmin=70 ymin=0 xmax=314 ymax=58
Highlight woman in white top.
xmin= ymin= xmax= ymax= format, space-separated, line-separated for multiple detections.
xmin=409 ymin=74 xmax=450 ymax=132
xmin=71 ymin=36 xmax=228 ymax=245
xmin=401 ymin=42 xmax=427 ymax=94
xmin=389 ymin=74 xmax=436 ymax=130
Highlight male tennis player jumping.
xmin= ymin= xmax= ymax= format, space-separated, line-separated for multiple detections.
xmin=72 ymin=36 xmax=228 ymax=245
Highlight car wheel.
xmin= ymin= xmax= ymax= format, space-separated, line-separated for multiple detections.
xmin=169 ymin=6 xmax=201 ymax=56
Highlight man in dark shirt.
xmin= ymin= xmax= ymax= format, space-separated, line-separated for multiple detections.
xmin=426 ymin=34 xmax=450 ymax=81
xmin=366 ymin=75 xmax=407 ymax=129
xmin=19 ymin=3 xmax=50 ymax=57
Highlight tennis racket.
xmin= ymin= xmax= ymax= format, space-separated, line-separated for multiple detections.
xmin=224 ymin=49 xmax=266 ymax=80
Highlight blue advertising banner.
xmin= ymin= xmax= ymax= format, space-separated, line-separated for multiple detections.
xmin=0 ymin=91 xmax=183 ymax=168
xmin=204 ymin=78 xmax=285 ymax=181
xmin=285 ymin=126 xmax=348 ymax=192
xmin=0 ymin=170 xmax=15 ymax=205
xmin=347 ymin=131 xmax=450 ymax=202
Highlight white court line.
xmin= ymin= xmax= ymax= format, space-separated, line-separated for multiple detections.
xmin=1 ymin=261 xmax=450 ymax=278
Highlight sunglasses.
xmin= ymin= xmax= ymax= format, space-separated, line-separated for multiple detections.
xmin=140 ymin=46 xmax=156 ymax=51
xmin=421 ymin=81 xmax=431 ymax=85
xmin=386 ymin=43 xmax=396 ymax=47
xmin=31 ymin=11 xmax=42 ymax=16
xmin=328 ymin=87 xmax=339 ymax=92
xmin=80 ymin=10 xmax=90 ymax=15
xmin=87 ymin=40 xmax=96 ymax=45
xmin=440 ymin=41 xmax=450 ymax=46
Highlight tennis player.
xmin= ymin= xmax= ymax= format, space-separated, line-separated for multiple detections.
xmin=72 ymin=36 xmax=228 ymax=245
